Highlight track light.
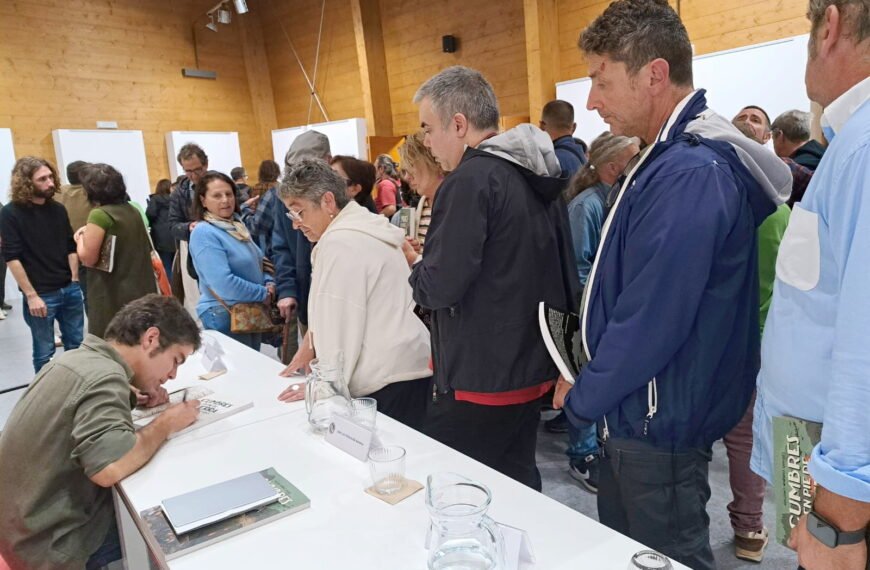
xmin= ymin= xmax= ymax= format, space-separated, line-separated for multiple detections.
xmin=206 ymin=15 xmax=218 ymax=32
xmin=217 ymin=8 xmax=232 ymax=24
xmin=233 ymin=0 xmax=249 ymax=14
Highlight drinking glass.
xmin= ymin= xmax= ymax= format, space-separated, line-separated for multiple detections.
xmin=368 ymin=445 xmax=406 ymax=495
xmin=350 ymin=397 xmax=377 ymax=430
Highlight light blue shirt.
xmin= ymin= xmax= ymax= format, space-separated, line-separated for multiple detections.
xmin=752 ymin=77 xmax=870 ymax=502
xmin=189 ymin=221 xmax=272 ymax=317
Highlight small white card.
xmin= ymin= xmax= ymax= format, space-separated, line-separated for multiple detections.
xmin=498 ymin=522 xmax=536 ymax=570
xmin=201 ymin=336 xmax=226 ymax=373
xmin=324 ymin=413 xmax=375 ymax=461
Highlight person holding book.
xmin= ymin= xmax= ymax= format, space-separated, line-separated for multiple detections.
xmin=553 ymin=2 xmax=792 ymax=567
xmin=276 ymin=160 xmax=432 ymax=429
xmin=74 ymin=163 xmax=158 ymax=338
xmin=189 ymin=170 xmax=275 ymax=351
xmin=1 ymin=156 xmax=84 ymax=372
xmin=752 ymin=2 xmax=870 ymax=568
xmin=397 ymin=131 xmax=444 ymax=254
xmin=0 ymin=295 xmax=202 ymax=570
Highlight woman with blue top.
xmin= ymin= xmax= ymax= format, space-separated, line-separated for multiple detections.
xmin=189 ymin=171 xmax=275 ymax=350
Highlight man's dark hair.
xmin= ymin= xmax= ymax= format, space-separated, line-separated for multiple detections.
xmin=542 ymin=100 xmax=575 ymax=131
xmin=579 ymin=0 xmax=693 ymax=87
xmin=81 ymin=163 xmax=128 ymax=206
xmin=190 ymin=170 xmax=241 ymax=221
xmin=740 ymin=105 xmax=772 ymax=128
xmin=66 ymin=161 xmax=89 ymax=185
xmin=105 ymin=294 xmax=201 ymax=352
xmin=230 ymin=166 xmax=246 ymax=181
xmin=177 ymin=143 xmax=208 ymax=165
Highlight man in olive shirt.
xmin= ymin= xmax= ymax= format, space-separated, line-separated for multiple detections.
xmin=57 ymin=160 xmax=94 ymax=305
xmin=0 ymin=295 xmax=202 ymax=570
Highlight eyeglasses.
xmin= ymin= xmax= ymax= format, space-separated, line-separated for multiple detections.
xmin=285 ymin=205 xmax=310 ymax=222
xmin=184 ymin=166 xmax=206 ymax=176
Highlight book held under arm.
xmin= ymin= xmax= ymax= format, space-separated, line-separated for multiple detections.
xmin=92 ymin=234 xmax=117 ymax=273
xmin=139 ymin=468 xmax=310 ymax=564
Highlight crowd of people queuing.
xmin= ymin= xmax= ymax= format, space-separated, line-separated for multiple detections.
xmin=0 ymin=0 xmax=867 ymax=568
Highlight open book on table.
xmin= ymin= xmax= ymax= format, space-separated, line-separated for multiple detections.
xmin=132 ymin=387 xmax=253 ymax=439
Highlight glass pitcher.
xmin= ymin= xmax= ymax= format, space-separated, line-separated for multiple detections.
xmin=426 ymin=472 xmax=505 ymax=570
xmin=304 ymin=354 xmax=350 ymax=434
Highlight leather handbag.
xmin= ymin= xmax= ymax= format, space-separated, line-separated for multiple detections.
xmin=208 ymin=287 xmax=281 ymax=334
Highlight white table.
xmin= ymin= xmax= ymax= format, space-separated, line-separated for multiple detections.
xmin=115 ymin=333 xmax=688 ymax=569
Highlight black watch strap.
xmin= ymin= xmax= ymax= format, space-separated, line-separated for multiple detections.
xmin=808 ymin=510 xmax=867 ymax=547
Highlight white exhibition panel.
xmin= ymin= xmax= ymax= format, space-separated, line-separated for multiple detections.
xmin=557 ymin=34 xmax=812 ymax=146
xmin=0 ymin=128 xmax=15 ymax=197
xmin=272 ymin=118 xmax=367 ymax=166
xmin=52 ymin=129 xmax=151 ymax=207
xmin=166 ymin=131 xmax=242 ymax=180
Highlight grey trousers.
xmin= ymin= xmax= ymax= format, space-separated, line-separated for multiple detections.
xmin=598 ymin=437 xmax=715 ymax=570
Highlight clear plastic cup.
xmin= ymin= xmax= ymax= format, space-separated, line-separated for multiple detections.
xmin=350 ymin=397 xmax=377 ymax=430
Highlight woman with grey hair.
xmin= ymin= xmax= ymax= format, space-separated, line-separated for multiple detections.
xmin=276 ymin=159 xmax=432 ymax=429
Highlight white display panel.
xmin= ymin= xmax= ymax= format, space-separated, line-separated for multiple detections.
xmin=0 ymin=129 xmax=15 ymax=198
xmin=556 ymin=34 xmax=812 ymax=145
xmin=52 ymin=129 xmax=151 ymax=207
xmin=272 ymin=118 xmax=367 ymax=167
xmin=166 ymin=131 xmax=242 ymax=180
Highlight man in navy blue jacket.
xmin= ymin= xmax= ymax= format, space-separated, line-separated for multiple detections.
xmin=554 ymin=1 xmax=791 ymax=568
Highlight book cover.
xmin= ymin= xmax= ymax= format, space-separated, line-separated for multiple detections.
xmin=133 ymin=391 xmax=253 ymax=439
xmin=772 ymin=415 xmax=822 ymax=547
xmin=131 ymin=386 xmax=215 ymax=421
xmin=396 ymin=207 xmax=416 ymax=238
xmin=538 ymin=301 xmax=585 ymax=381
xmin=93 ymin=234 xmax=116 ymax=273
xmin=140 ymin=468 xmax=310 ymax=564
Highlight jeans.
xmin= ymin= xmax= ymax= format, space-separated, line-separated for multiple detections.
xmin=85 ymin=519 xmax=122 ymax=570
xmin=598 ymin=437 xmax=715 ymax=570
xmin=566 ymin=420 xmax=599 ymax=463
xmin=22 ymin=282 xmax=84 ymax=373
xmin=199 ymin=305 xmax=261 ymax=351
xmin=723 ymin=390 xmax=766 ymax=533
xmin=158 ymin=250 xmax=174 ymax=283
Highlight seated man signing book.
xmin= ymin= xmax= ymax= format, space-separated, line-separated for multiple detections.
xmin=0 ymin=295 xmax=202 ymax=570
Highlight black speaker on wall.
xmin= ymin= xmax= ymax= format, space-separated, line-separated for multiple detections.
xmin=442 ymin=35 xmax=457 ymax=53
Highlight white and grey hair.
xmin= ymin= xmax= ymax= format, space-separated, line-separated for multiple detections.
xmin=413 ymin=66 xmax=500 ymax=131
xmin=771 ymin=110 xmax=812 ymax=143
xmin=279 ymin=159 xmax=350 ymax=209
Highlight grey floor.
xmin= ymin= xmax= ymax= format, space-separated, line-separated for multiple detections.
xmin=0 ymin=270 xmax=797 ymax=568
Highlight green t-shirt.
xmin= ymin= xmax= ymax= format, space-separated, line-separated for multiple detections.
xmin=758 ymin=203 xmax=791 ymax=336
xmin=0 ymin=335 xmax=138 ymax=569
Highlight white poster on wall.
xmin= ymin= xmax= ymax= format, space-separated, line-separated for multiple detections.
xmin=166 ymin=131 xmax=242 ymax=180
xmin=0 ymin=129 xmax=15 ymax=199
xmin=52 ymin=129 xmax=151 ymax=207
xmin=272 ymin=118 xmax=367 ymax=167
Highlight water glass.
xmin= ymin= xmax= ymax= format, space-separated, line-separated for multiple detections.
xmin=368 ymin=445 xmax=406 ymax=495
xmin=350 ymin=397 xmax=377 ymax=430
xmin=628 ymin=550 xmax=672 ymax=570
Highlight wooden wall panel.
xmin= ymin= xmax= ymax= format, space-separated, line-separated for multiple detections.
xmin=259 ymin=0 xmax=366 ymax=134
xmin=0 ymin=0 xmax=271 ymax=188
xmin=557 ymin=0 xmax=810 ymax=82
xmin=380 ymin=0 xmax=529 ymax=136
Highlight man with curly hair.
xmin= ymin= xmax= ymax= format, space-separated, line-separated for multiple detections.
xmin=1 ymin=156 xmax=84 ymax=372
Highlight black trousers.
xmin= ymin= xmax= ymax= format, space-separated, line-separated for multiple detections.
xmin=423 ymin=389 xmax=543 ymax=491
xmin=368 ymin=377 xmax=431 ymax=431
xmin=598 ymin=437 xmax=715 ymax=570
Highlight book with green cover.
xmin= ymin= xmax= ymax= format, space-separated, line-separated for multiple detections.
xmin=772 ymin=415 xmax=822 ymax=547
xmin=139 ymin=468 xmax=310 ymax=565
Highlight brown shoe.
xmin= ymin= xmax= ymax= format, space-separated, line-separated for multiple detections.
xmin=734 ymin=528 xmax=769 ymax=563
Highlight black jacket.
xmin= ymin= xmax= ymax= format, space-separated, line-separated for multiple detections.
xmin=146 ymin=194 xmax=176 ymax=253
xmin=410 ymin=147 xmax=580 ymax=394
xmin=168 ymin=177 xmax=195 ymax=242
xmin=791 ymin=139 xmax=826 ymax=171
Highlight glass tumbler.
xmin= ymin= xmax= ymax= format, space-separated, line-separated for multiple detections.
xmin=368 ymin=445 xmax=406 ymax=495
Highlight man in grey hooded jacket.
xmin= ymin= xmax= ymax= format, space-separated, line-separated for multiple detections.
xmin=408 ymin=66 xmax=580 ymax=490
